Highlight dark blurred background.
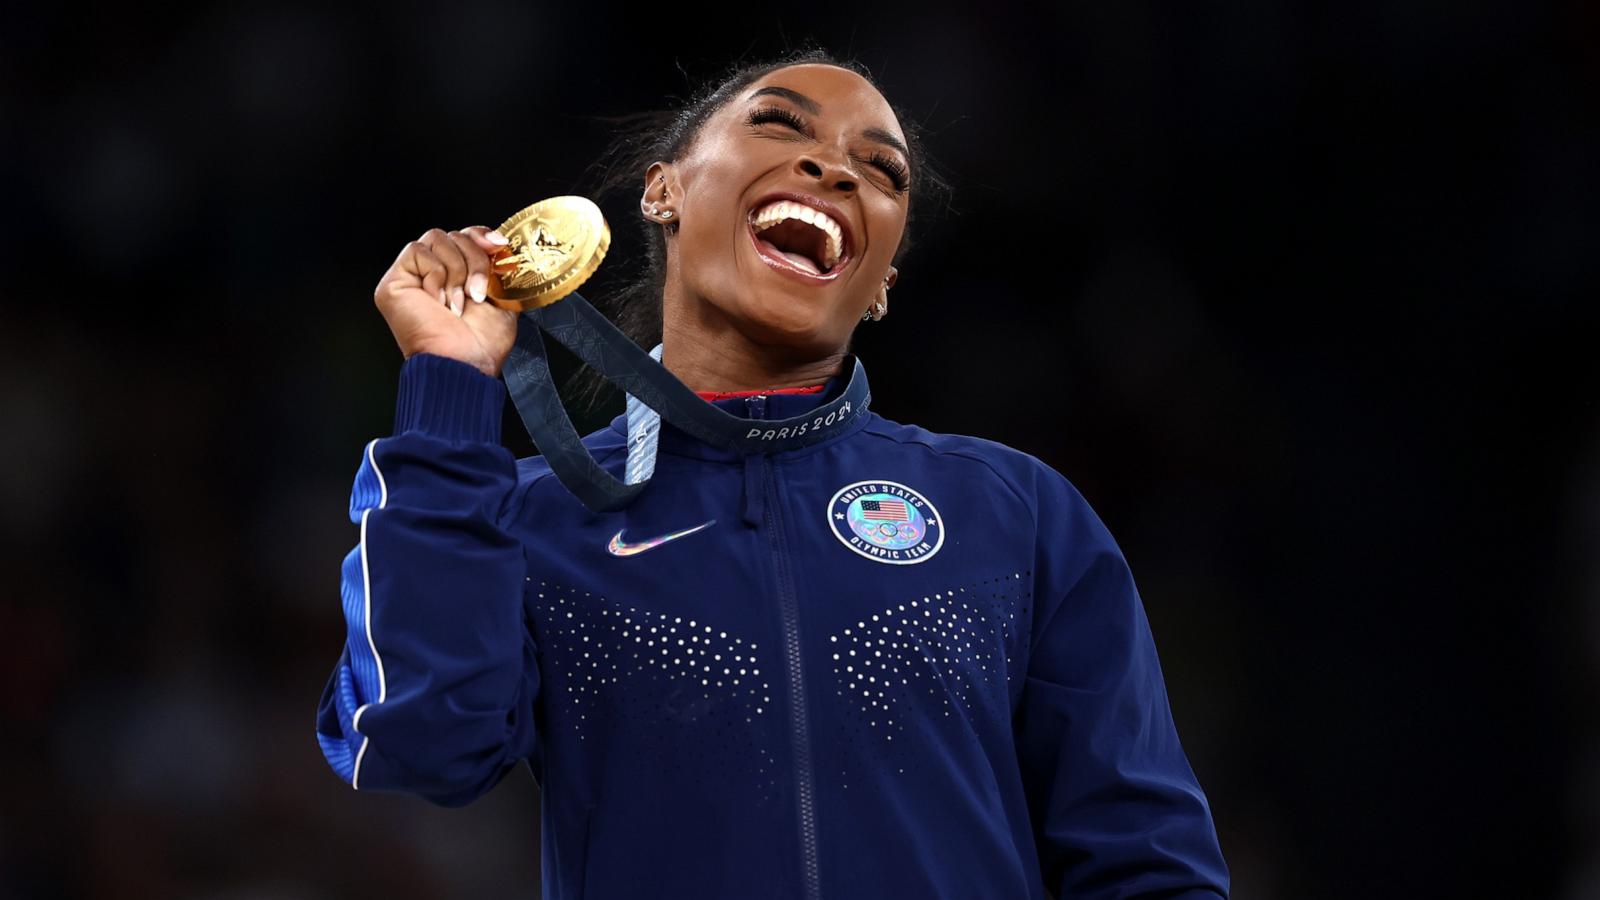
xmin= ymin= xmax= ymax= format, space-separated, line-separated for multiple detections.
xmin=3 ymin=2 xmax=1597 ymax=898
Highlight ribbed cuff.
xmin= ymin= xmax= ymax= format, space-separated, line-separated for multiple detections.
xmin=393 ymin=353 xmax=506 ymax=443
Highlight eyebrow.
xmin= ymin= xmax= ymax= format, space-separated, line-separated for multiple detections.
xmin=746 ymin=86 xmax=910 ymax=159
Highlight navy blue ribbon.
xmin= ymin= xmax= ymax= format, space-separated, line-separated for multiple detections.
xmin=502 ymin=290 xmax=871 ymax=513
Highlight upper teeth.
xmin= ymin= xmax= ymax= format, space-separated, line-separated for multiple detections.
xmin=751 ymin=200 xmax=844 ymax=270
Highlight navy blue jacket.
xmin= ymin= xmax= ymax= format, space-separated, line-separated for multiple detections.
xmin=316 ymin=351 xmax=1230 ymax=899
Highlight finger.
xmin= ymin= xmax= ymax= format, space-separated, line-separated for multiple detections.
xmin=377 ymin=241 xmax=451 ymax=319
xmin=408 ymin=244 xmax=449 ymax=305
xmin=461 ymin=226 xmax=515 ymax=290
xmin=384 ymin=239 xmax=447 ymax=300
xmin=446 ymin=230 xmax=495 ymax=304
xmin=460 ymin=224 xmax=511 ymax=252
xmin=419 ymin=228 xmax=469 ymax=316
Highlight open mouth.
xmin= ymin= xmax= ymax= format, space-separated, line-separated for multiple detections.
xmin=746 ymin=195 xmax=854 ymax=284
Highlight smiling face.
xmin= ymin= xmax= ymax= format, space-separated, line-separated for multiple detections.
xmin=644 ymin=63 xmax=908 ymax=359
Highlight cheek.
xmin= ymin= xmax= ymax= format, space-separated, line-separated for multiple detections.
xmin=681 ymin=144 xmax=751 ymax=227
xmin=678 ymin=167 xmax=754 ymax=275
xmin=863 ymin=201 xmax=908 ymax=264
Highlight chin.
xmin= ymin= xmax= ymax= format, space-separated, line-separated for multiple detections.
xmin=733 ymin=296 xmax=849 ymax=357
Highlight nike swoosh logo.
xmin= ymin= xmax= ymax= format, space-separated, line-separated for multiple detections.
xmin=606 ymin=519 xmax=717 ymax=557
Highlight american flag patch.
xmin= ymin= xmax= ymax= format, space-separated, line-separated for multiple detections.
xmin=860 ymin=499 xmax=909 ymax=521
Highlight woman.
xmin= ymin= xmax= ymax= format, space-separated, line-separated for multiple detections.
xmin=315 ymin=50 xmax=1230 ymax=899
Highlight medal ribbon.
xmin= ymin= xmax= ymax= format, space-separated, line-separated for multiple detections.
xmin=622 ymin=343 xmax=664 ymax=487
xmin=502 ymin=290 xmax=871 ymax=513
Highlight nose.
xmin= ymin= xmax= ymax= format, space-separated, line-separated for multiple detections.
xmin=793 ymin=149 xmax=856 ymax=194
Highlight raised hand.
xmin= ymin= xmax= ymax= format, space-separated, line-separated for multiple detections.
xmin=373 ymin=226 xmax=520 ymax=378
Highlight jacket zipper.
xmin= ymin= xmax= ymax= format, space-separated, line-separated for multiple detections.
xmin=763 ymin=454 xmax=822 ymax=900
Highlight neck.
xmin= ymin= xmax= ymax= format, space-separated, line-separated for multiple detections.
xmin=659 ymin=279 xmax=848 ymax=394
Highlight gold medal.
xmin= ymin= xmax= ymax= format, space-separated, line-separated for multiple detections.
xmin=485 ymin=196 xmax=611 ymax=311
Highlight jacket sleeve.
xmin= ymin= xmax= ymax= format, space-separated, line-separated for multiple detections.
xmin=314 ymin=351 xmax=540 ymax=808
xmin=1013 ymin=463 xmax=1230 ymax=899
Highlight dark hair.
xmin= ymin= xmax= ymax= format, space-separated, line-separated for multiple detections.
xmin=561 ymin=45 xmax=954 ymax=419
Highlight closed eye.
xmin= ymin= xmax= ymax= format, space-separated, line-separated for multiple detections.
xmin=747 ymin=105 xmax=911 ymax=194
xmin=862 ymin=151 xmax=910 ymax=193
xmin=745 ymin=105 xmax=810 ymax=134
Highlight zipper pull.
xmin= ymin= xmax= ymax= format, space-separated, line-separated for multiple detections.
xmin=741 ymin=454 xmax=767 ymax=528
xmin=740 ymin=394 xmax=769 ymax=528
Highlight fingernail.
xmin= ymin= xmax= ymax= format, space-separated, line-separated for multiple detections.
xmin=469 ymin=273 xmax=486 ymax=303
xmin=454 ymin=297 xmax=464 ymax=317
xmin=486 ymin=230 xmax=509 ymax=245
xmin=450 ymin=285 xmax=465 ymax=311
xmin=439 ymin=287 xmax=448 ymax=307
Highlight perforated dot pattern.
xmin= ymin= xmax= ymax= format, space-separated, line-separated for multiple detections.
xmin=827 ymin=571 xmax=1033 ymax=793
xmin=522 ymin=571 xmax=1035 ymax=803
xmin=527 ymin=580 xmax=781 ymax=803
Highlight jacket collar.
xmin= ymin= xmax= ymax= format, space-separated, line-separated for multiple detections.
xmin=607 ymin=355 xmax=872 ymax=462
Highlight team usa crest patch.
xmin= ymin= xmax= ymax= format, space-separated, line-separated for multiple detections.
xmin=827 ymin=480 xmax=945 ymax=565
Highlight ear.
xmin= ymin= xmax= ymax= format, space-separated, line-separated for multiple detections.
xmin=872 ymin=265 xmax=897 ymax=320
xmin=641 ymin=161 xmax=678 ymax=225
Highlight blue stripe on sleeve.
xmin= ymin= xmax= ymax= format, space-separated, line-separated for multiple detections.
xmin=340 ymin=538 xmax=384 ymax=718
xmin=349 ymin=437 xmax=387 ymax=523
xmin=316 ymin=438 xmax=393 ymax=789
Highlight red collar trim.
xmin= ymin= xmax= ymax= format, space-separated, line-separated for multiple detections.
xmin=693 ymin=384 xmax=827 ymax=402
